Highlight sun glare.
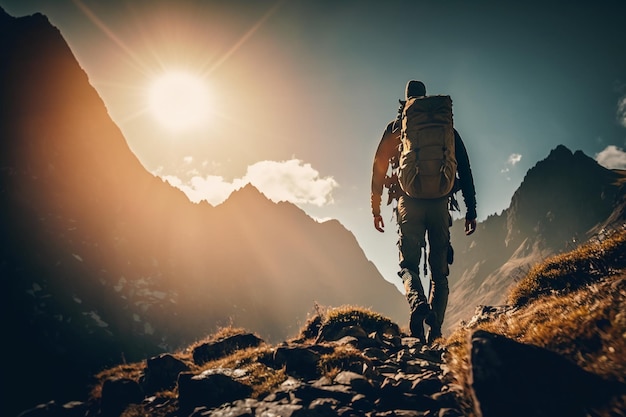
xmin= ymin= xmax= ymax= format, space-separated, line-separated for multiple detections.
xmin=148 ymin=71 xmax=212 ymax=132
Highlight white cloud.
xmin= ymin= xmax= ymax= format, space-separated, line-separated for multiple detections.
xmin=243 ymin=159 xmax=338 ymax=206
xmin=507 ymin=153 xmax=522 ymax=166
xmin=595 ymin=145 xmax=626 ymax=169
xmin=158 ymin=159 xmax=338 ymax=207
xmin=312 ymin=217 xmax=333 ymax=223
xmin=161 ymin=174 xmax=244 ymax=205
xmin=500 ymin=153 xmax=522 ymax=178
xmin=617 ymin=96 xmax=626 ymax=128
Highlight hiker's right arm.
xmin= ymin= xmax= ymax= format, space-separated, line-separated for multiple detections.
xmin=371 ymin=122 xmax=399 ymax=231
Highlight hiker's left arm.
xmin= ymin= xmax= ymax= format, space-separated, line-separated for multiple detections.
xmin=454 ymin=130 xmax=477 ymax=224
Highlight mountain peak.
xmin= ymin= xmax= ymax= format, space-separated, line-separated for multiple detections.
xmin=0 ymin=6 xmax=50 ymax=29
xmin=505 ymin=145 xmax=622 ymax=249
xmin=544 ymin=145 xmax=598 ymax=168
xmin=222 ymin=183 xmax=270 ymax=206
xmin=535 ymin=144 xmax=611 ymax=178
xmin=0 ymin=6 xmax=16 ymax=28
xmin=546 ymin=144 xmax=573 ymax=161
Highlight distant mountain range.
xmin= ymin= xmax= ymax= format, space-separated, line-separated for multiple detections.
xmin=2 ymin=7 xmax=625 ymax=416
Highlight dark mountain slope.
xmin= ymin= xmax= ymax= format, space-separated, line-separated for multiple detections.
xmin=446 ymin=145 xmax=625 ymax=332
xmin=505 ymin=145 xmax=621 ymax=248
xmin=0 ymin=8 xmax=406 ymax=415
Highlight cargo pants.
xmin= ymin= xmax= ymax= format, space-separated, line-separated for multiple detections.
xmin=397 ymin=195 xmax=451 ymax=332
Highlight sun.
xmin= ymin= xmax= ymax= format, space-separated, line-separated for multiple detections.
xmin=148 ymin=71 xmax=212 ymax=132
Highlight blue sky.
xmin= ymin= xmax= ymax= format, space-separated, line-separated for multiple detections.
xmin=2 ymin=0 xmax=625 ymax=289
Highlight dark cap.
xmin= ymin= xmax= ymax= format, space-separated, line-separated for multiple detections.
xmin=405 ymin=80 xmax=426 ymax=99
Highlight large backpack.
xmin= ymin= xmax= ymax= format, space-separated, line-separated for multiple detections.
xmin=397 ymin=95 xmax=457 ymax=199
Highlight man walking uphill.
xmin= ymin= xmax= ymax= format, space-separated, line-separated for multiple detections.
xmin=371 ymin=80 xmax=477 ymax=344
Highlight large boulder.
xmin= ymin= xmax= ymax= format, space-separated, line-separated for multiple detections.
xmin=469 ymin=329 xmax=623 ymax=417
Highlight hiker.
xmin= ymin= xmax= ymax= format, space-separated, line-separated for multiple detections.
xmin=370 ymin=80 xmax=477 ymax=344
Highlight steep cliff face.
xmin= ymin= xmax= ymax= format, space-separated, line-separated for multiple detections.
xmin=446 ymin=145 xmax=625 ymax=333
xmin=0 ymin=8 xmax=406 ymax=413
xmin=505 ymin=145 xmax=621 ymax=248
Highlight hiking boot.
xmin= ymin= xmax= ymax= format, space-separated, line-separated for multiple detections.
xmin=409 ymin=301 xmax=429 ymax=341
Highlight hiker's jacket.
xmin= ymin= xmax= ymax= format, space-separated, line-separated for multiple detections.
xmin=371 ymin=119 xmax=477 ymax=220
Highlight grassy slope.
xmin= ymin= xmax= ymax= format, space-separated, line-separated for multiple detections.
xmin=445 ymin=228 xmax=626 ymax=416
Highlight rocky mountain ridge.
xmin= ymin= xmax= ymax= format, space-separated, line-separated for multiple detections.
xmin=446 ymin=144 xmax=626 ymax=332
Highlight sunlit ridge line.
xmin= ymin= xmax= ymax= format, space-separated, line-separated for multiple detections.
xmin=205 ymin=0 xmax=285 ymax=75
xmin=72 ymin=0 xmax=152 ymax=75
xmin=92 ymin=79 xmax=145 ymax=92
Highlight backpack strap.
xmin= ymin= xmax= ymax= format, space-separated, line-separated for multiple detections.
xmin=391 ymin=100 xmax=406 ymax=132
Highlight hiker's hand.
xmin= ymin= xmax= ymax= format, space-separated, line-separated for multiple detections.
xmin=374 ymin=215 xmax=385 ymax=233
xmin=465 ymin=218 xmax=476 ymax=236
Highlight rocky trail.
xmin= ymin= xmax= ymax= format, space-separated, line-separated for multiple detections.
xmin=20 ymin=322 xmax=468 ymax=417
xmin=183 ymin=332 xmax=464 ymax=417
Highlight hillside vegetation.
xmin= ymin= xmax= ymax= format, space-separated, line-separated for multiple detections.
xmin=21 ymin=228 xmax=626 ymax=417
xmin=446 ymin=227 xmax=626 ymax=416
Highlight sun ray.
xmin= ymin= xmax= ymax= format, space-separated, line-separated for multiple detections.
xmin=204 ymin=0 xmax=285 ymax=75
xmin=72 ymin=0 xmax=152 ymax=75
xmin=71 ymin=0 xmax=288 ymax=136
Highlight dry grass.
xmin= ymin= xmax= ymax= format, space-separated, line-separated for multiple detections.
xmin=295 ymin=303 xmax=400 ymax=342
xmin=508 ymin=229 xmax=626 ymax=306
xmin=90 ymin=363 xmax=148 ymax=401
xmin=186 ymin=325 xmax=251 ymax=353
xmin=293 ymin=302 xmax=327 ymax=342
xmin=88 ymin=325 xmax=286 ymax=407
xmin=193 ymin=344 xmax=286 ymax=399
xmin=319 ymin=344 xmax=369 ymax=378
xmin=445 ymin=228 xmax=626 ymax=417
xmin=323 ymin=305 xmax=398 ymax=330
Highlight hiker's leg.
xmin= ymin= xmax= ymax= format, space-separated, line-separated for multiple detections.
xmin=398 ymin=269 xmax=428 ymax=312
xmin=397 ymin=196 xmax=428 ymax=305
xmin=426 ymin=198 xmax=451 ymax=334
xmin=397 ymin=196 xmax=429 ymax=339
